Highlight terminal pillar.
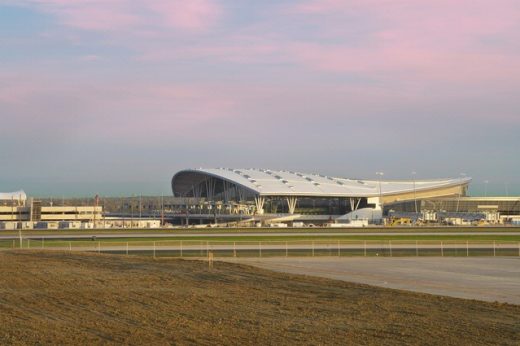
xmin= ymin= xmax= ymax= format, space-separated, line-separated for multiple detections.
xmin=254 ymin=196 xmax=265 ymax=215
xmin=286 ymin=197 xmax=297 ymax=214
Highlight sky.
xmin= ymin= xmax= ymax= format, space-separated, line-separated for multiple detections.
xmin=0 ymin=0 xmax=519 ymax=197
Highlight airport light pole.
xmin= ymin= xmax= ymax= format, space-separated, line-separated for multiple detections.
xmin=139 ymin=194 xmax=142 ymax=218
xmin=376 ymin=172 xmax=384 ymax=219
xmin=131 ymin=194 xmax=134 ymax=221
xmin=457 ymin=173 xmax=466 ymax=213
xmin=412 ymin=171 xmax=417 ymax=213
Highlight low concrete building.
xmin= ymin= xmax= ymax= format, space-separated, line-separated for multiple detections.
xmin=0 ymin=221 xmax=18 ymax=230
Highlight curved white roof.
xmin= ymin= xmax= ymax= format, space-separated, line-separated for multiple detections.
xmin=0 ymin=190 xmax=27 ymax=201
xmin=173 ymin=168 xmax=471 ymax=198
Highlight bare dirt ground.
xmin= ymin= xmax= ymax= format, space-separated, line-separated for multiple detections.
xmin=0 ymin=251 xmax=519 ymax=345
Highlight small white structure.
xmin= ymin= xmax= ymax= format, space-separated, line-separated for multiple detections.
xmin=35 ymin=221 xmax=59 ymax=229
xmin=336 ymin=207 xmax=382 ymax=223
xmin=269 ymin=223 xmax=288 ymax=228
xmin=422 ymin=210 xmax=437 ymax=222
xmin=145 ymin=220 xmax=161 ymax=228
xmin=59 ymin=221 xmax=82 ymax=229
xmin=19 ymin=221 xmax=33 ymax=230
xmin=444 ymin=217 xmax=472 ymax=226
xmin=81 ymin=222 xmax=95 ymax=229
xmin=484 ymin=211 xmax=500 ymax=224
xmin=0 ymin=190 xmax=27 ymax=206
xmin=331 ymin=219 xmax=369 ymax=227
xmin=0 ymin=221 xmax=18 ymax=230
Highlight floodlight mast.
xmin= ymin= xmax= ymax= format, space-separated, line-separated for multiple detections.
xmin=376 ymin=172 xmax=384 ymax=218
xmin=412 ymin=171 xmax=417 ymax=213
xmin=457 ymin=173 xmax=466 ymax=212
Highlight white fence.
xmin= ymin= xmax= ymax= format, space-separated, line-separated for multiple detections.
xmin=2 ymin=239 xmax=520 ymax=258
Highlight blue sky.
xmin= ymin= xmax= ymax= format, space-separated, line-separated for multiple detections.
xmin=0 ymin=0 xmax=519 ymax=197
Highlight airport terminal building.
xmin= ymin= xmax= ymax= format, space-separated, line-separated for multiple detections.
xmin=171 ymin=168 xmax=472 ymax=224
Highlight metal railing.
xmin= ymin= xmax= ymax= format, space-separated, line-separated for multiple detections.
xmin=2 ymin=239 xmax=520 ymax=258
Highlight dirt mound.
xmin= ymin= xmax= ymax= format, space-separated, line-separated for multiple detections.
xmin=0 ymin=251 xmax=518 ymax=345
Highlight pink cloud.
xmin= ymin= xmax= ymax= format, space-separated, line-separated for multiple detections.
xmin=293 ymin=0 xmax=520 ymax=42
xmin=279 ymin=0 xmax=520 ymax=87
xmin=0 ymin=70 xmax=243 ymax=141
xmin=148 ymin=0 xmax=221 ymax=31
xmin=17 ymin=0 xmax=221 ymax=32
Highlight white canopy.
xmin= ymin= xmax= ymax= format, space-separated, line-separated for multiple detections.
xmin=173 ymin=168 xmax=472 ymax=198
xmin=0 ymin=190 xmax=27 ymax=202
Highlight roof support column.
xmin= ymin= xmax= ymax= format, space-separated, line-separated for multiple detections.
xmin=205 ymin=178 xmax=216 ymax=200
xmin=349 ymin=198 xmax=362 ymax=211
xmin=237 ymin=186 xmax=245 ymax=202
xmin=254 ymin=196 xmax=265 ymax=215
xmin=286 ymin=197 xmax=298 ymax=215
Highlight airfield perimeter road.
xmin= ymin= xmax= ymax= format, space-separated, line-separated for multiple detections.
xmin=224 ymin=257 xmax=520 ymax=305
xmin=1 ymin=231 xmax=520 ymax=240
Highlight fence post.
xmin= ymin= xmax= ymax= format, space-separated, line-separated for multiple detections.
xmin=285 ymin=241 xmax=288 ymax=257
xmin=416 ymin=240 xmax=418 ymax=257
xmin=233 ymin=241 xmax=236 ymax=258
xmin=259 ymin=241 xmax=262 ymax=257
xmin=69 ymin=241 xmax=72 ymax=251
xmin=98 ymin=241 xmax=100 ymax=253
xmin=441 ymin=241 xmax=444 ymax=257
xmin=206 ymin=241 xmax=209 ymax=256
xmin=42 ymin=238 xmax=44 ymax=249
xmin=208 ymin=251 xmax=213 ymax=269
xmin=28 ymin=239 xmax=30 ymax=249
xmin=181 ymin=240 xmax=183 ymax=258
xmin=153 ymin=241 xmax=156 ymax=258
xmin=389 ymin=240 xmax=392 ymax=257
xmin=337 ymin=240 xmax=340 ymax=257
xmin=364 ymin=241 xmax=366 ymax=257
xmin=312 ymin=241 xmax=314 ymax=257
xmin=466 ymin=241 xmax=469 ymax=257
xmin=126 ymin=242 xmax=129 ymax=255
xmin=493 ymin=241 xmax=496 ymax=257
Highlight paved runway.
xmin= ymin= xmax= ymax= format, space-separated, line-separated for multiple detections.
xmin=224 ymin=257 xmax=520 ymax=304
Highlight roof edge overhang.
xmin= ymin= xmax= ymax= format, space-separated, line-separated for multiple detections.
xmin=172 ymin=168 xmax=472 ymax=199
xmin=172 ymin=169 xmax=260 ymax=197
